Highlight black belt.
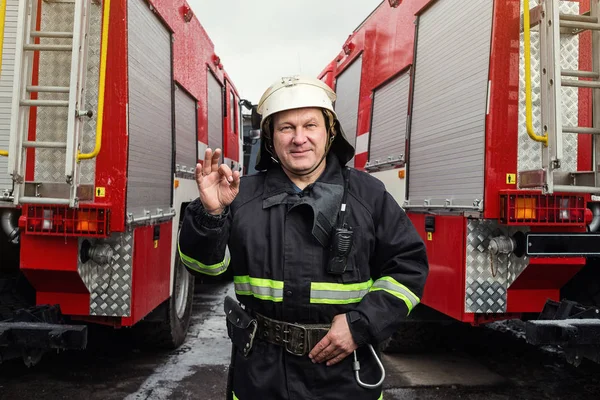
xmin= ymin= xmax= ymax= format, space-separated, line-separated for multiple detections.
xmin=255 ymin=313 xmax=330 ymax=356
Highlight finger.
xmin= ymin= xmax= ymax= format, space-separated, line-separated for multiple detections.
xmin=313 ymin=342 xmax=339 ymax=364
xmin=203 ymin=148 xmax=212 ymax=176
xmin=326 ymin=350 xmax=351 ymax=367
xmin=211 ymin=148 xmax=222 ymax=173
xmin=195 ymin=163 xmax=203 ymax=184
xmin=218 ymin=164 xmax=233 ymax=183
xmin=230 ymin=170 xmax=241 ymax=190
xmin=308 ymin=336 xmax=331 ymax=361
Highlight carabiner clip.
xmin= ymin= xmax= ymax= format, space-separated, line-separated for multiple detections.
xmin=352 ymin=344 xmax=386 ymax=389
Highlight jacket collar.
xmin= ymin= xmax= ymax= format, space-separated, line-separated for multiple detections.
xmin=261 ymin=155 xmax=346 ymax=247
xmin=262 ymin=153 xmax=344 ymax=201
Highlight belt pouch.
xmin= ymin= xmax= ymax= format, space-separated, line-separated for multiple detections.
xmin=224 ymin=296 xmax=257 ymax=356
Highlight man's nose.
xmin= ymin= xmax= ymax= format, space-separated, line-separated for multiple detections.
xmin=292 ymin=128 xmax=308 ymax=144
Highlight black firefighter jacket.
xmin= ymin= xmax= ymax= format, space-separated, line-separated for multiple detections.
xmin=178 ymin=154 xmax=429 ymax=400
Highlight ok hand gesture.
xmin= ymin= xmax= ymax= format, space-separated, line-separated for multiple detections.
xmin=196 ymin=148 xmax=240 ymax=215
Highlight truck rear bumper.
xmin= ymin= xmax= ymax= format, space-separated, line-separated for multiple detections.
xmin=0 ymin=321 xmax=87 ymax=350
xmin=526 ymin=233 xmax=600 ymax=256
xmin=526 ymin=299 xmax=600 ymax=366
xmin=0 ymin=304 xmax=87 ymax=365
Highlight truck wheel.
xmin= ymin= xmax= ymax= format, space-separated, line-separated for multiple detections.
xmin=135 ymin=251 xmax=195 ymax=349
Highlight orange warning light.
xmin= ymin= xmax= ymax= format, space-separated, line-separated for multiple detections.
xmin=398 ymin=170 xmax=405 ymax=179
xmin=76 ymin=210 xmax=98 ymax=232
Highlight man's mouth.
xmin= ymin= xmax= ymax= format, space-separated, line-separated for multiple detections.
xmin=290 ymin=150 xmax=310 ymax=157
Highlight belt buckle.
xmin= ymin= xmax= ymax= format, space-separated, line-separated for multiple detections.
xmin=282 ymin=322 xmax=307 ymax=356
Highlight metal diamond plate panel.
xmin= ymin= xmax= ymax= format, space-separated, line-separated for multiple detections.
xmin=35 ymin=1 xmax=101 ymax=185
xmin=465 ymin=220 xmax=529 ymax=313
xmin=79 ymin=232 xmax=134 ymax=317
xmin=518 ymin=1 xmax=579 ymax=174
xmin=80 ymin=2 xmax=102 ymax=184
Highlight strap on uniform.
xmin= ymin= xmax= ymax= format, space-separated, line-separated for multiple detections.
xmin=326 ymin=167 xmax=354 ymax=275
xmin=337 ymin=167 xmax=351 ymax=228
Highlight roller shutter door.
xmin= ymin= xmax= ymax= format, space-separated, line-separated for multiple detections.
xmin=369 ymin=72 xmax=410 ymax=164
xmin=207 ymin=72 xmax=223 ymax=155
xmin=0 ymin=1 xmax=18 ymax=193
xmin=127 ymin=0 xmax=173 ymax=216
xmin=335 ymin=56 xmax=362 ymax=167
xmin=408 ymin=0 xmax=493 ymax=208
xmin=175 ymin=86 xmax=197 ymax=171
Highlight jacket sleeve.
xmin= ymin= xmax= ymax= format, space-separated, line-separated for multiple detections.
xmin=177 ymin=198 xmax=232 ymax=277
xmin=347 ymin=191 xmax=429 ymax=346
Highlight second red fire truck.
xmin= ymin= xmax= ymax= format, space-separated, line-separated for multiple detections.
xmin=0 ymin=0 xmax=243 ymax=365
xmin=319 ymin=0 xmax=600 ymax=365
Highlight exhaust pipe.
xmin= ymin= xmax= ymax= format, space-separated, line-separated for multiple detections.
xmin=1 ymin=210 xmax=20 ymax=245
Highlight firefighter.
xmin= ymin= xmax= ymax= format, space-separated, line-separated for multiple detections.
xmin=178 ymin=75 xmax=429 ymax=399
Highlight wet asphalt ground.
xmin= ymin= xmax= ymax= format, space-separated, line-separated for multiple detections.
xmin=0 ymin=281 xmax=599 ymax=400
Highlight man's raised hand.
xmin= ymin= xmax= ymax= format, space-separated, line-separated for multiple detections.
xmin=196 ymin=148 xmax=240 ymax=215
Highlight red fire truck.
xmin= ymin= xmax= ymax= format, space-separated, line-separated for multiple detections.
xmin=0 ymin=0 xmax=242 ymax=365
xmin=319 ymin=0 xmax=600 ymax=365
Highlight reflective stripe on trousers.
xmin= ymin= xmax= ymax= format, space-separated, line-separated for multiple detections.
xmin=232 ymin=391 xmax=383 ymax=399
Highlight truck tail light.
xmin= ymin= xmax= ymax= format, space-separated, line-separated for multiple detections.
xmin=500 ymin=191 xmax=586 ymax=226
xmin=24 ymin=205 xmax=110 ymax=238
xmin=42 ymin=209 xmax=54 ymax=230
xmin=514 ymin=197 xmax=537 ymax=219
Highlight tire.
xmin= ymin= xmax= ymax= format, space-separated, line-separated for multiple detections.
xmin=134 ymin=250 xmax=195 ymax=349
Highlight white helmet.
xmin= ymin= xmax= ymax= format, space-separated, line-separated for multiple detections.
xmin=254 ymin=75 xmax=354 ymax=171
xmin=257 ymin=75 xmax=337 ymax=122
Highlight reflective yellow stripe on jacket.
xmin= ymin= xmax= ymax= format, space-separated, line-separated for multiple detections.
xmin=234 ymin=275 xmax=284 ymax=302
xmin=370 ymin=276 xmax=420 ymax=313
xmin=310 ymin=280 xmax=373 ymax=304
xmin=234 ymin=276 xmax=374 ymax=304
xmin=178 ymin=243 xmax=230 ymax=276
xmin=234 ymin=274 xmax=419 ymax=312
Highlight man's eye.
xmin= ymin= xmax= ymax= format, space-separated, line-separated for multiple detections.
xmin=307 ymin=124 xmax=317 ymax=128
xmin=280 ymin=126 xmax=292 ymax=132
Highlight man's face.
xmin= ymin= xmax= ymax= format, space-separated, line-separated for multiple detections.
xmin=272 ymin=107 xmax=329 ymax=176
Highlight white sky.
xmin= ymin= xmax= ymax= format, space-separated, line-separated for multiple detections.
xmin=187 ymin=0 xmax=383 ymax=104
